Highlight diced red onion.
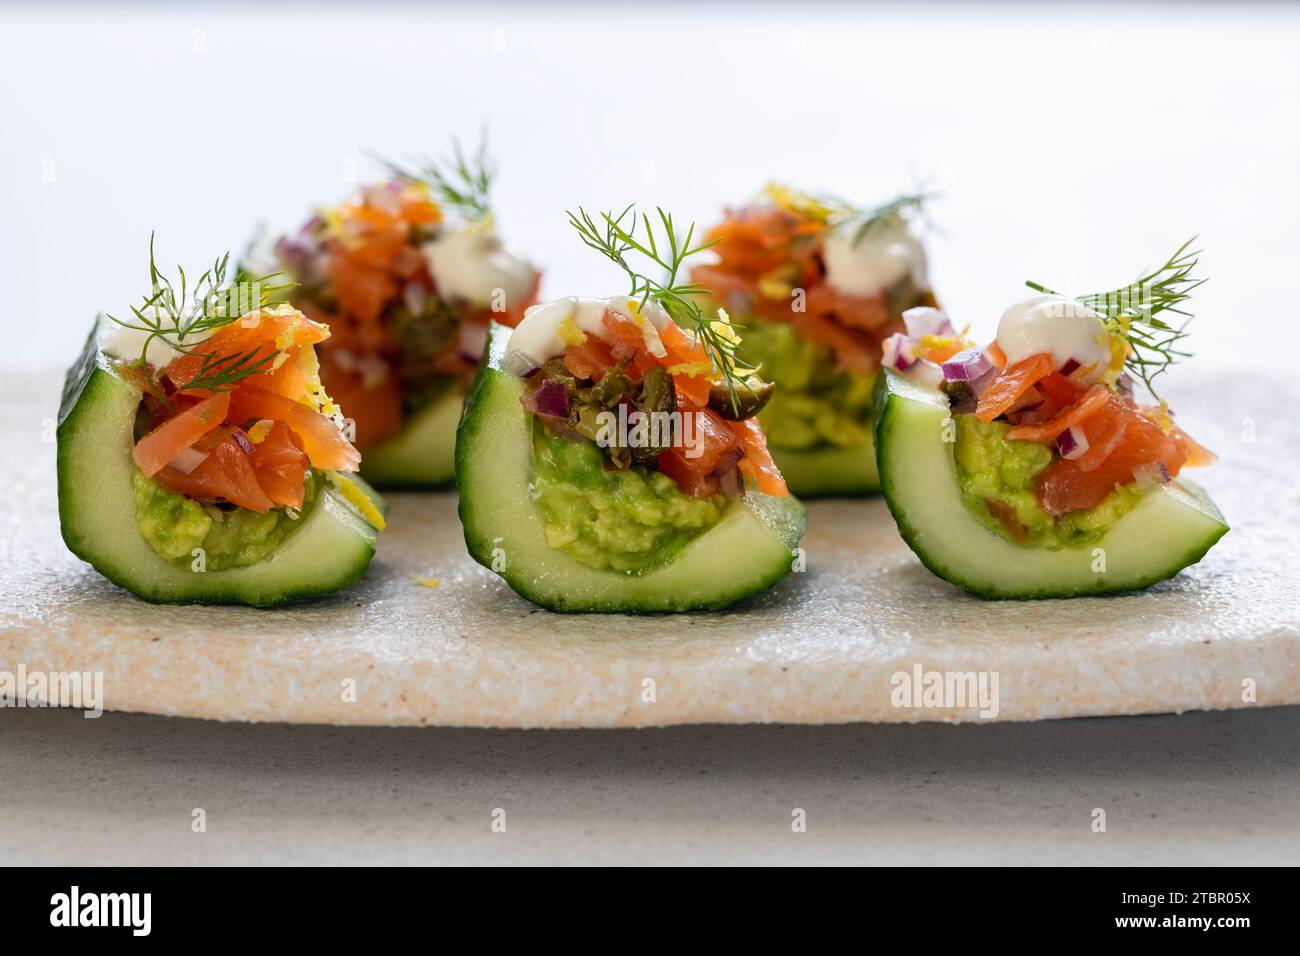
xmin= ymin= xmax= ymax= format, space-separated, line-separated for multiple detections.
xmin=907 ymin=359 xmax=945 ymax=390
xmin=1057 ymin=426 xmax=1090 ymax=460
xmin=902 ymin=306 xmax=955 ymax=339
xmin=717 ymin=466 xmax=742 ymax=498
xmin=357 ymin=356 xmax=390 ymax=389
xmin=522 ymin=379 xmax=570 ymax=419
xmin=232 ymin=431 xmax=255 ymax=456
xmin=402 ymin=280 xmax=429 ymax=317
xmin=458 ymin=320 xmax=489 ymax=363
xmin=1132 ymin=462 xmax=1172 ymax=489
xmin=1059 ymin=358 xmax=1081 ymax=376
xmin=941 ymin=348 xmax=994 ymax=383
xmin=725 ymin=290 xmax=754 ymax=316
xmin=366 ymin=183 xmax=402 ymax=215
xmin=332 ymin=348 xmax=358 ymax=373
xmin=969 ymin=363 xmax=1000 ymax=399
xmin=273 ymin=235 xmax=315 ymax=275
xmin=881 ymin=332 xmax=916 ymax=371
xmin=710 ymin=446 xmax=745 ymax=479
xmin=502 ymin=349 xmax=540 ymax=379
xmin=167 ymin=446 xmax=209 ymax=475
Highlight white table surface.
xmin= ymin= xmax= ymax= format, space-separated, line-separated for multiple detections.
xmin=2 ymin=705 xmax=1297 ymax=865
xmin=3 ymin=2 xmax=1297 ymax=866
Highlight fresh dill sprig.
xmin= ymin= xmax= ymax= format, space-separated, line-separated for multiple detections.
xmin=1026 ymin=237 xmax=1204 ymax=399
xmin=106 ymin=233 xmax=294 ymax=392
xmin=377 ymin=133 xmax=495 ymax=224
xmin=567 ymin=205 xmax=751 ymax=412
xmin=827 ymin=192 xmax=932 ymax=247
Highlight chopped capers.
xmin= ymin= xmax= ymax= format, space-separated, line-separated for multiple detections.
xmin=541 ymin=358 xmax=577 ymax=387
xmin=941 ymin=379 xmax=972 ymax=404
xmin=572 ymin=404 xmax=607 ymax=443
xmin=633 ymin=366 xmax=676 ymax=416
xmin=707 ymin=374 xmax=775 ymax=420
xmin=387 ymin=297 xmax=459 ymax=362
xmin=590 ymin=371 xmax=630 ymax=407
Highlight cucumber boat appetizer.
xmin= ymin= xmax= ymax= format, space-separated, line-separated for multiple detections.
xmin=254 ymin=138 xmax=539 ymax=488
xmin=691 ymin=184 xmax=937 ymax=496
xmin=58 ymin=240 xmax=385 ymax=607
xmin=457 ymin=207 xmax=806 ymax=612
xmin=874 ymin=239 xmax=1226 ymax=599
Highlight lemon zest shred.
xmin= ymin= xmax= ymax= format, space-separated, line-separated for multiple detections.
xmin=322 ymin=205 xmax=344 ymax=237
xmin=757 ymin=275 xmax=793 ymax=301
xmin=762 ymin=182 xmax=834 ymax=223
xmin=1149 ymin=400 xmax=1174 ymax=434
xmin=327 ymin=472 xmax=386 ymax=531
xmin=246 ymin=419 xmax=274 ymax=444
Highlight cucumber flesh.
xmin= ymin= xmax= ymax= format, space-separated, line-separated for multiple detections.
xmin=57 ymin=317 xmax=381 ymax=607
xmin=358 ymin=388 xmax=462 ymax=489
xmin=873 ymin=370 xmax=1228 ymax=599
xmin=456 ymin=323 xmax=807 ymax=612
xmin=769 ymin=436 xmax=879 ymax=498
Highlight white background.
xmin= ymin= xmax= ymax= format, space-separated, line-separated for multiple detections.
xmin=2 ymin=1 xmax=1297 ymax=373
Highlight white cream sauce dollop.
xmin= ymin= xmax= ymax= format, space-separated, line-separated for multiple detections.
xmin=995 ymin=293 xmax=1111 ymax=383
xmin=507 ymin=296 xmax=672 ymax=367
xmin=821 ymin=220 xmax=929 ymax=298
xmin=423 ymin=229 xmax=535 ymax=310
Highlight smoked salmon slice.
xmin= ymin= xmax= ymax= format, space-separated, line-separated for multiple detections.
xmin=1037 ymin=399 xmax=1187 ymax=516
xmin=976 ymin=353 xmax=1054 ymax=422
xmin=249 ymin=422 xmax=310 ymax=509
xmin=227 ymin=385 xmax=361 ymax=472
xmin=154 ymin=429 xmax=276 ymax=513
xmin=728 ymin=417 xmax=787 ymax=496
xmin=132 ymin=392 xmax=230 ymax=478
xmin=1006 ymin=384 xmax=1110 ymax=442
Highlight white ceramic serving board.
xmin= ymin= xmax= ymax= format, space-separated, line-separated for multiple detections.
xmin=1 ymin=371 xmax=1295 ymax=727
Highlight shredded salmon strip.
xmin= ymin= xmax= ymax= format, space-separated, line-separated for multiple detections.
xmin=976 ymin=354 xmax=1054 ymax=422
xmin=132 ymin=393 xmax=230 ymax=478
xmin=1005 ymin=384 xmax=1110 ymax=442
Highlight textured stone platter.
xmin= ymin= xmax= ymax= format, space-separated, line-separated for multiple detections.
xmin=1 ymin=371 xmax=1295 ymax=727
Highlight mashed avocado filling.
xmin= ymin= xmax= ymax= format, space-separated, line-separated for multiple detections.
xmin=133 ymin=468 xmax=322 ymax=570
xmin=529 ymin=424 xmax=726 ymax=573
xmin=953 ymin=414 xmax=1143 ymax=549
xmin=737 ymin=317 xmax=875 ymax=451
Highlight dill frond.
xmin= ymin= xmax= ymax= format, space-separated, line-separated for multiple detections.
xmin=1026 ymin=237 xmax=1204 ymax=399
xmin=566 ymin=205 xmax=752 ymax=413
xmin=765 ymin=182 xmax=933 ymax=246
xmin=377 ymin=132 xmax=494 ymax=224
xmin=106 ymin=233 xmax=294 ymax=392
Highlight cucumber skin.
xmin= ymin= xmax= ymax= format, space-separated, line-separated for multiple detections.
xmin=872 ymin=371 xmax=1229 ymax=600
xmin=456 ymin=323 xmax=807 ymax=613
xmin=57 ymin=317 xmax=381 ymax=608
